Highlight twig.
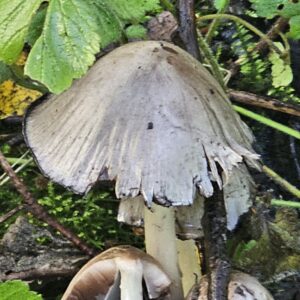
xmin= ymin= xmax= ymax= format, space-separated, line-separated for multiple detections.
xmin=197 ymin=14 xmax=283 ymax=56
xmin=233 ymin=105 xmax=300 ymax=139
xmin=0 ymin=150 xmax=96 ymax=257
xmin=0 ymin=268 xmax=80 ymax=281
xmin=0 ymin=205 xmax=23 ymax=223
xmin=177 ymin=1 xmax=230 ymax=298
xmin=255 ymin=17 xmax=289 ymax=54
xmin=229 ymin=90 xmax=300 ymax=117
xmin=262 ymin=165 xmax=300 ymax=199
xmin=177 ymin=0 xmax=201 ymax=60
xmin=202 ymin=187 xmax=230 ymax=300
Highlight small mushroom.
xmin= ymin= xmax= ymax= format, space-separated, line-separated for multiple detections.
xmin=62 ymin=245 xmax=171 ymax=300
xmin=186 ymin=271 xmax=274 ymax=300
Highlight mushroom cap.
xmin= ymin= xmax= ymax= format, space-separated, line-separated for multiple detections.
xmin=186 ymin=271 xmax=274 ymax=300
xmin=24 ymin=41 xmax=259 ymax=206
xmin=62 ymin=245 xmax=171 ymax=300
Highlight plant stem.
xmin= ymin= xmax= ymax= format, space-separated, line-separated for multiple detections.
xmin=144 ymin=203 xmax=184 ymax=300
xmin=271 ymin=199 xmax=300 ymax=208
xmin=197 ymin=14 xmax=283 ymax=56
xmin=205 ymin=0 xmax=230 ymax=44
xmin=233 ymin=105 xmax=300 ymax=140
xmin=197 ymin=31 xmax=226 ymax=90
xmin=262 ymin=165 xmax=300 ymax=199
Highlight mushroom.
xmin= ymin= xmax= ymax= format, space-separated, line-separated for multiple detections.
xmin=24 ymin=41 xmax=260 ymax=298
xmin=186 ymin=271 xmax=274 ymax=300
xmin=62 ymin=245 xmax=171 ymax=300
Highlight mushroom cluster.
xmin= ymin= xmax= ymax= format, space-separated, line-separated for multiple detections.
xmin=24 ymin=41 xmax=268 ymax=299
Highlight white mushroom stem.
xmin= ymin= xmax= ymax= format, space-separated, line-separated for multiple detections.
xmin=144 ymin=203 xmax=184 ymax=300
xmin=117 ymin=257 xmax=143 ymax=300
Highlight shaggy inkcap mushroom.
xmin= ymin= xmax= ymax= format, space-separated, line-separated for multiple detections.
xmin=24 ymin=40 xmax=258 ymax=209
xmin=62 ymin=245 xmax=171 ymax=300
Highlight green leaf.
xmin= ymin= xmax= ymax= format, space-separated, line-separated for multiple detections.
xmin=125 ymin=25 xmax=147 ymax=40
xmin=269 ymin=43 xmax=293 ymax=88
xmin=214 ymin=0 xmax=227 ymax=10
xmin=0 ymin=62 xmax=13 ymax=84
xmin=0 ymin=0 xmax=42 ymax=64
xmin=250 ymin=0 xmax=300 ymax=19
xmin=26 ymin=6 xmax=47 ymax=47
xmin=288 ymin=15 xmax=300 ymax=40
xmin=0 ymin=280 xmax=42 ymax=300
xmin=25 ymin=0 xmax=160 ymax=93
xmin=106 ymin=0 xmax=160 ymax=22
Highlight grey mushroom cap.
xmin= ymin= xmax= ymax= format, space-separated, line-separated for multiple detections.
xmin=62 ymin=245 xmax=171 ymax=300
xmin=24 ymin=41 xmax=259 ymax=207
xmin=186 ymin=271 xmax=274 ymax=300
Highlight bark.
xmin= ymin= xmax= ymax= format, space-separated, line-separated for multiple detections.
xmin=202 ymin=188 xmax=231 ymax=300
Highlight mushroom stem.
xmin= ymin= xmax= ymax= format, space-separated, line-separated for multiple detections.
xmin=118 ymin=258 xmax=143 ymax=300
xmin=177 ymin=239 xmax=201 ymax=297
xmin=144 ymin=203 xmax=184 ymax=300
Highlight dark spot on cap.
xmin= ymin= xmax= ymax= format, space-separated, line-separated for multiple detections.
xmin=153 ymin=47 xmax=159 ymax=52
xmin=147 ymin=122 xmax=154 ymax=130
xmin=209 ymin=89 xmax=215 ymax=95
xmin=167 ymin=56 xmax=175 ymax=65
xmin=162 ymin=46 xmax=178 ymax=54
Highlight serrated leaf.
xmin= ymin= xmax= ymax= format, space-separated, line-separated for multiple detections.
xmin=0 ymin=0 xmax=41 ymax=64
xmin=106 ymin=0 xmax=160 ymax=22
xmin=0 ymin=280 xmax=42 ymax=300
xmin=269 ymin=44 xmax=293 ymax=88
xmin=288 ymin=15 xmax=300 ymax=40
xmin=25 ymin=0 xmax=160 ymax=93
xmin=25 ymin=0 xmax=102 ymax=93
xmin=214 ymin=0 xmax=227 ymax=10
xmin=126 ymin=25 xmax=147 ymax=40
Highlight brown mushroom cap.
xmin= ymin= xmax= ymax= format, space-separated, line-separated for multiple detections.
xmin=62 ymin=245 xmax=171 ymax=300
xmin=24 ymin=41 xmax=259 ymax=207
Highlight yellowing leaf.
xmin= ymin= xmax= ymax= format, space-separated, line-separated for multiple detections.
xmin=0 ymin=80 xmax=41 ymax=119
xmin=269 ymin=43 xmax=293 ymax=88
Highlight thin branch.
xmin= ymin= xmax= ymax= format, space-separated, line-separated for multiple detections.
xmin=0 ymin=150 xmax=96 ymax=257
xmin=262 ymin=165 xmax=300 ymax=199
xmin=0 ymin=205 xmax=23 ymax=224
xmin=177 ymin=0 xmax=201 ymax=60
xmin=229 ymin=90 xmax=300 ymax=117
xmin=255 ymin=17 xmax=289 ymax=54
